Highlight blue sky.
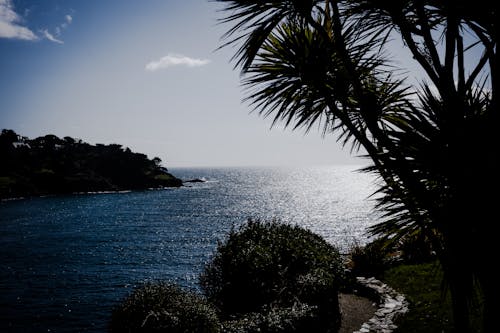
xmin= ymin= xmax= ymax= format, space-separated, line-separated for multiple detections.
xmin=1 ymin=0 xmax=368 ymax=167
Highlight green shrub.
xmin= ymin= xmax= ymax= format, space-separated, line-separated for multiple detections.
xmin=200 ymin=219 xmax=343 ymax=332
xmin=222 ymin=302 xmax=318 ymax=333
xmin=110 ymin=282 xmax=220 ymax=333
xmin=348 ymin=238 xmax=389 ymax=278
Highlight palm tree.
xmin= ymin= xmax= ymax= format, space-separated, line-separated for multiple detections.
xmin=213 ymin=1 xmax=498 ymax=332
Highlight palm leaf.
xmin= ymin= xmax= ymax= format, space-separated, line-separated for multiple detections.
xmin=214 ymin=0 xmax=325 ymax=71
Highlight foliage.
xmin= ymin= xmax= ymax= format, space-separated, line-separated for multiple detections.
xmin=397 ymin=233 xmax=437 ymax=264
xmin=0 ymin=129 xmax=182 ymax=198
xmin=213 ymin=1 xmax=498 ymax=331
xmin=348 ymin=234 xmax=436 ymax=278
xmin=221 ymin=303 xmax=318 ymax=333
xmin=200 ymin=219 xmax=343 ymax=332
xmin=347 ymin=239 xmax=390 ymax=278
xmin=110 ymin=282 xmax=220 ymax=333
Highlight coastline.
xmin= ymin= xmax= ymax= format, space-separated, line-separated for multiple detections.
xmin=1 ymin=186 xmax=182 ymax=202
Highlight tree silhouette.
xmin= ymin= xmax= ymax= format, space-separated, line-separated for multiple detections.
xmin=214 ymin=1 xmax=497 ymax=331
xmin=0 ymin=130 xmax=182 ymax=197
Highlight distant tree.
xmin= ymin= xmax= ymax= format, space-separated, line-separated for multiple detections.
xmin=152 ymin=157 xmax=162 ymax=167
xmin=63 ymin=136 xmax=75 ymax=145
xmin=0 ymin=129 xmax=19 ymax=144
xmin=214 ymin=1 xmax=498 ymax=332
xmin=0 ymin=130 xmax=182 ymax=197
xmin=0 ymin=130 xmax=19 ymax=175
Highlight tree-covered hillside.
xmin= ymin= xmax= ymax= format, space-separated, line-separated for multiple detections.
xmin=0 ymin=129 xmax=182 ymax=198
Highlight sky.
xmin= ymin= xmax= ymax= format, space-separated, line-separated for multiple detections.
xmin=4 ymin=1 xmax=488 ymax=169
xmin=0 ymin=0 xmax=369 ymax=168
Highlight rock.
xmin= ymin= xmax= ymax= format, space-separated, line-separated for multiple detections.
xmin=183 ymin=178 xmax=206 ymax=183
xmin=384 ymin=302 xmax=397 ymax=309
xmin=353 ymin=276 xmax=409 ymax=333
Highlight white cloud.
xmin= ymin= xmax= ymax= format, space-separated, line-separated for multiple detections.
xmin=145 ymin=54 xmax=211 ymax=71
xmin=43 ymin=12 xmax=73 ymax=43
xmin=59 ymin=14 xmax=72 ymax=30
xmin=0 ymin=0 xmax=38 ymax=40
xmin=41 ymin=29 xmax=63 ymax=44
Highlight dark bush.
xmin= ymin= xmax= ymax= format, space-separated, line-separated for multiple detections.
xmin=110 ymin=282 xmax=220 ymax=333
xmin=348 ymin=238 xmax=389 ymax=278
xmin=200 ymin=219 xmax=344 ymax=332
xmin=347 ymin=234 xmax=437 ymax=281
xmin=222 ymin=302 xmax=318 ymax=333
xmin=398 ymin=233 xmax=437 ymax=264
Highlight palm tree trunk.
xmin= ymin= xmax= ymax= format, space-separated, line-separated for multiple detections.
xmin=439 ymin=248 xmax=472 ymax=333
xmin=449 ymin=282 xmax=472 ymax=333
xmin=478 ymin=274 xmax=498 ymax=333
xmin=450 ymin=281 xmax=471 ymax=333
xmin=475 ymin=167 xmax=499 ymax=333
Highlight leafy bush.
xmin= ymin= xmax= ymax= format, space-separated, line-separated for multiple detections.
xmin=347 ymin=234 xmax=437 ymax=281
xmin=222 ymin=302 xmax=318 ymax=333
xmin=348 ymin=238 xmax=389 ymax=278
xmin=200 ymin=219 xmax=343 ymax=332
xmin=110 ymin=282 xmax=220 ymax=333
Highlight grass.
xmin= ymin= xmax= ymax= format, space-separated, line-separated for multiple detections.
xmin=382 ymin=261 xmax=482 ymax=333
xmin=382 ymin=261 xmax=452 ymax=333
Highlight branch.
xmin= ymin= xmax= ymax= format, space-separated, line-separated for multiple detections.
xmin=465 ymin=22 xmax=495 ymax=92
xmin=465 ymin=50 xmax=490 ymax=93
xmin=325 ymin=100 xmax=395 ymax=188
xmin=444 ymin=11 xmax=458 ymax=92
xmin=414 ymin=1 xmax=442 ymax=73
xmin=457 ymin=35 xmax=465 ymax=94
xmin=396 ymin=16 xmax=440 ymax=87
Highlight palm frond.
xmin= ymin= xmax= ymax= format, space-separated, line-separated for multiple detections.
xmin=214 ymin=0 xmax=325 ymax=71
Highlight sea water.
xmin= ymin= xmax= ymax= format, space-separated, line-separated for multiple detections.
xmin=0 ymin=166 xmax=379 ymax=332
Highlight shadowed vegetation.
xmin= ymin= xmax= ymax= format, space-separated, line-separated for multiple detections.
xmin=384 ymin=262 xmax=483 ymax=333
xmin=0 ymin=129 xmax=182 ymax=198
xmin=201 ymin=219 xmax=345 ymax=332
xmin=111 ymin=220 xmax=346 ymax=332
xmin=110 ymin=282 xmax=220 ymax=333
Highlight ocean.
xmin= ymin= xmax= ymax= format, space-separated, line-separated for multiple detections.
xmin=0 ymin=166 xmax=379 ymax=332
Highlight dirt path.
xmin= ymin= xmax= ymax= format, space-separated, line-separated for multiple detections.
xmin=339 ymin=293 xmax=377 ymax=333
